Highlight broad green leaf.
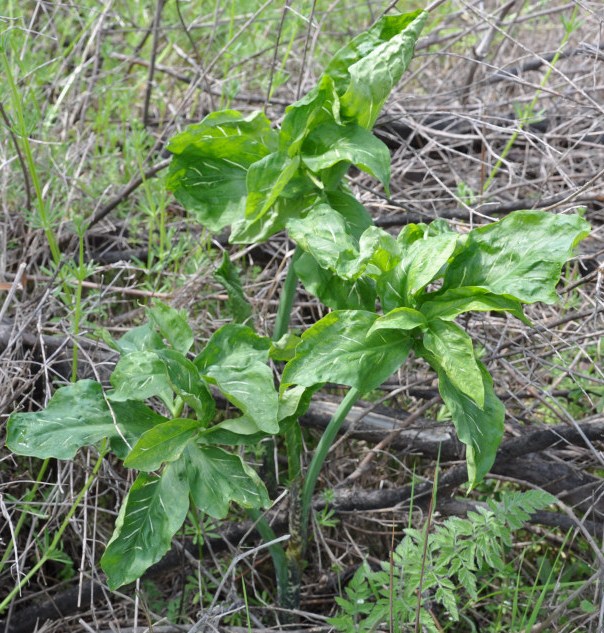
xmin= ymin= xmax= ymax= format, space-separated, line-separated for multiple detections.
xmin=184 ymin=444 xmax=269 ymax=518
xmin=423 ymin=320 xmax=484 ymax=408
xmin=201 ymin=362 xmax=278 ymax=433
xmin=377 ymin=231 xmax=457 ymax=310
xmin=230 ymin=187 xmax=319 ymax=244
xmin=115 ymin=323 xmax=166 ymax=355
xmin=324 ymin=11 xmax=425 ymax=97
xmin=166 ymin=154 xmax=249 ymax=231
xmin=269 ymin=333 xmax=301 ymax=362
xmin=108 ymin=351 xmax=172 ymax=405
xmin=7 ymin=380 xmax=116 ymax=459
xmin=420 ymin=287 xmax=530 ymax=324
xmin=109 ymin=400 xmax=169 ymax=459
xmin=157 ymin=349 xmax=215 ymax=423
xmin=282 ymin=310 xmax=412 ymax=392
xmin=201 ymin=417 xmax=267 ymax=446
xmin=376 ymin=263 xmax=407 ymax=312
xmin=397 ymin=223 xmax=426 ymax=247
xmin=368 ymin=307 xmax=427 ymax=334
xmin=167 ymin=110 xmax=276 ymax=156
xmin=400 ymin=232 xmax=458 ymax=298
xmin=245 ymin=152 xmax=300 ymax=220
xmin=148 ymin=302 xmax=194 ymax=353
xmin=287 ymin=204 xmax=359 ymax=277
xmin=194 ymin=324 xmax=270 ymax=369
xmin=277 ymin=385 xmax=314 ymax=422
xmin=326 ymin=188 xmax=373 ymax=239
xmin=166 ymin=111 xmax=276 ymax=232
xmin=358 ymin=226 xmax=401 ymax=276
xmin=124 ymin=418 xmax=201 ymax=471
xmin=435 ymin=360 xmax=505 ymax=487
xmin=295 ymin=252 xmax=376 ymax=310
xmin=443 ymin=211 xmax=590 ymax=304
xmin=214 ymin=251 xmax=252 ymax=323
xmin=194 ymin=325 xmax=278 ymax=433
xmin=301 ymin=121 xmax=391 ymax=194
xmin=280 ymin=74 xmax=341 ymax=155
xmin=338 ymin=11 xmax=428 ymax=128
xmin=101 ymin=465 xmax=189 ymax=589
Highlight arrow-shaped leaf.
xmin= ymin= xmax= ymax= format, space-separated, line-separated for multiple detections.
xmin=185 ymin=444 xmax=270 ymax=518
xmin=101 ymin=465 xmax=189 ymax=589
xmin=282 ymin=310 xmax=412 ymax=393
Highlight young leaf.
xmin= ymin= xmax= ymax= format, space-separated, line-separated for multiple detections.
xmin=194 ymin=325 xmax=279 ymax=433
xmin=166 ymin=110 xmax=276 ymax=232
xmin=443 ymin=211 xmax=590 ymax=304
xmin=184 ymin=444 xmax=270 ymax=518
xmin=269 ymin=333 xmax=301 ymax=362
xmin=101 ymin=465 xmax=189 ymax=589
xmin=7 ymin=380 xmax=117 ymax=459
xmin=202 ymin=362 xmax=279 ymax=433
xmin=148 ymin=302 xmax=194 ymax=353
xmin=229 ymin=187 xmax=319 ymax=244
xmin=399 ymin=232 xmax=458 ymax=298
xmin=301 ymin=121 xmax=391 ymax=194
xmin=280 ymin=74 xmax=341 ymax=155
xmin=108 ymin=351 xmax=173 ymax=405
xmin=200 ymin=416 xmax=267 ymax=446
xmin=157 ymin=349 xmax=215 ymax=424
xmin=338 ymin=11 xmax=428 ymax=128
xmin=295 ymin=252 xmax=377 ymax=310
xmin=423 ymin=319 xmax=484 ymax=408
xmin=357 ymin=226 xmax=401 ymax=276
xmin=326 ymin=188 xmax=373 ymax=238
xmin=419 ymin=287 xmax=530 ymax=324
xmin=214 ymin=251 xmax=252 ymax=324
xmin=287 ymin=204 xmax=359 ymax=278
xmin=124 ymin=418 xmax=201 ymax=472
xmin=114 ymin=323 xmax=166 ymax=355
xmin=282 ymin=310 xmax=412 ymax=393
xmin=245 ymin=152 xmax=300 ymax=220
xmin=434 ymin=359 xmax=504 ymax=486
xmin=324 ymin=11 xmax=425 ymax=99
xmin=368 ymin=307 xmax=427 ymax=334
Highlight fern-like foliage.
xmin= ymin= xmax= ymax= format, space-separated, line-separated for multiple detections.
xmin=330 ymin=490 xmax=556 ymax=633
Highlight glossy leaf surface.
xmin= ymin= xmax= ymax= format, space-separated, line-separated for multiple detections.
xmin=423 ymin=319 xmax=484 ymax=408
xmin=283 ymin=310 xmax=412 ymax=392
xmin=185 ymin=444 xmax=270 ymax=518
xmin=443 ymin=211 xmax=590 ymax=304
xmin=8 ymin=381 xmax=116 ymax=459
xmin=101 ymin=465 xmax=189 ymax=589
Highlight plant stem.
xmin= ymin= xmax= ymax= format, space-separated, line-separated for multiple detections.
xmin=272 ymin=247 xmax=301 ymax=342
xmin=71 ymin=228 xmax=86 ymax=382
xmin=247 ymin=509 xmax=289 ymax=605
xmin=1 ymin=47 xmax=61 ymax=267
xmin=0 ymin=442 xmax=107 ymax=614
xmin=267 ymin=246 xmax=306 ymax=613
xmin=0 ymin=458 xmax=50 ymax=574
xmin=300 ymin=387 xmax=360 ymax=543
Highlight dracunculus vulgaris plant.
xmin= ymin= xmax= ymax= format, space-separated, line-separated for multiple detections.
xmin=4 ymin=8 xmax=589 ymax=615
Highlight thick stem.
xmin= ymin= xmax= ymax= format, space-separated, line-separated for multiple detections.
xmin=300 ymin=387 xmax=360 ymax=544
xmin=272 ymin=247 xmax=301 ymax=342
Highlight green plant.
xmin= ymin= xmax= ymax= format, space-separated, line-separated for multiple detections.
xmin=3 ymin=6 xmax=590 ymax=615
xmin=329 ymin=490 xmax=557 ymax=633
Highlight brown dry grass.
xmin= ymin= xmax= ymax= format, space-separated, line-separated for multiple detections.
xmin=1 ymin=1 xmax=603 ymax=632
